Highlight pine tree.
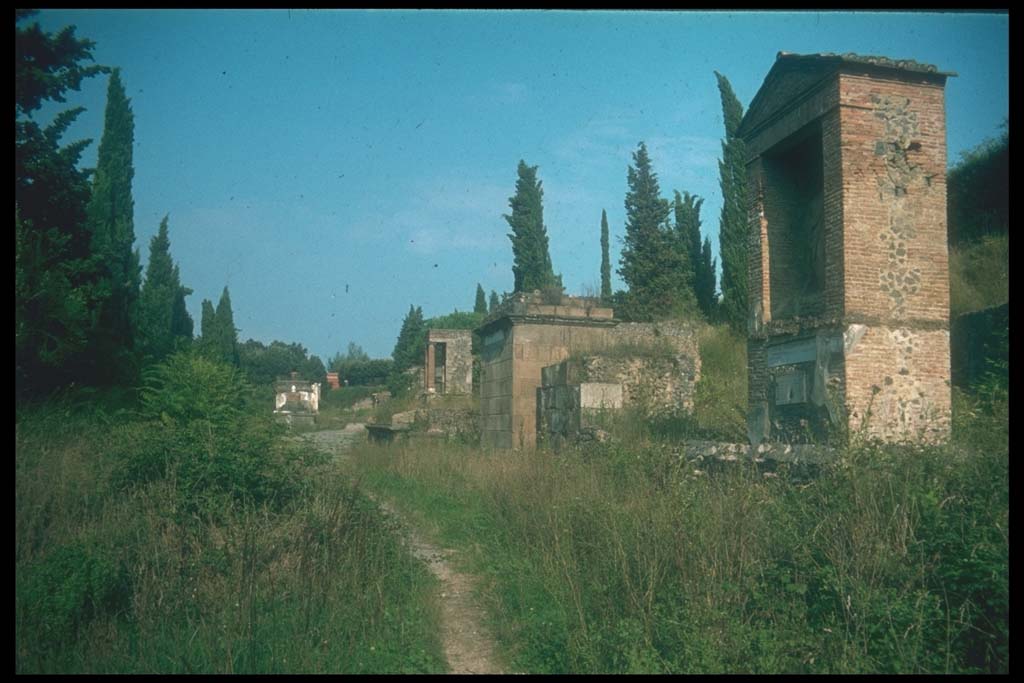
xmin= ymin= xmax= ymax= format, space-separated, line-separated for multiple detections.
xmin=474 ymin=283 xmax=488 ymax=314
xmin=137 ymin=216 xmax=179 ymax=362
xmin=600 ymin=209 xmax=612 ymax=302
xmin=489 ymin=290 xmax=500 ymax=314
xmin=87 ymin=68 xmax=141 ymax=380
xmin=15 ymin=11 xmax=107 ymax=393
xmin=505 ymin=160 xmax=556 ymax=292
xmin=619 ymin=142 xmax=696 ymax=321
xmin=715 ymin=71 xmax=749 ymax=332
xmin=214 ymin=286 xmax=240 ymax=366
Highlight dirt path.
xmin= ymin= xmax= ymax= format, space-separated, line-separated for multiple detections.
xmin=304 ymin=426 xmax=506 ymax=675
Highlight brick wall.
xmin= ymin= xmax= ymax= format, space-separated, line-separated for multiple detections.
xmin=743 ymin=58 xmax=951 ymax=444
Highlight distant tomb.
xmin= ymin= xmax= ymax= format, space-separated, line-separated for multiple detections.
xmin=273 ymin=371 xmax=320 ymax=426
xmin=476 ymin=292 xmax=699 ymax=449
xmin=739 ymin=52 xmax=955 ymax=444
xmin=423 ymin=329 xmax=473 ymax=397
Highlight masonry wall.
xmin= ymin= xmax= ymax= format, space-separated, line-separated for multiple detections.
xmin=745 ymin=65 xmax=951 ymax=444
xmin=837 ymin=72 xmax=951 ymax=441
xmin=426 ymin=329 xmax=473 ymax=395
xmin=479 ymin=312 xmax=700 ymax=450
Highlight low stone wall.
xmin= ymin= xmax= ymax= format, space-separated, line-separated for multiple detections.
xmin=538 ymin=381 xmax=622 ymax=449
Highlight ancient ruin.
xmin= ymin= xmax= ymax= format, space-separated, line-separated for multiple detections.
xmin=477 ymin=292 xmax=700 ymax=449
xmin=273 ymin=371 xmax=320 ymax=426
xmin=739 ymin=52 xmax=955 ymax=444
xmin=424 ymin=329 xmax=474 ymax=396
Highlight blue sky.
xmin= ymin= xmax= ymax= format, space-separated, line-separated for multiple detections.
xmin=32 ymin=9 xmax=1008 ymax=361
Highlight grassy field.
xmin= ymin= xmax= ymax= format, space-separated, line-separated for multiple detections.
xmin=15 ymin=358 xmax=445 ymax=674
xmin=343 ymin=326 xmax=1008 ymax=674
xmin=15 ymin=326 xmax=1008 ymax=674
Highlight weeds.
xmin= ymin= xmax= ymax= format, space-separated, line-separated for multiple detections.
xmin=15 ymin=371 xmax=446 ymax=674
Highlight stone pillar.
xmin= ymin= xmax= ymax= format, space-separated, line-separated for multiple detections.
xmin=425 ymin=343 xmax=435 ymax=393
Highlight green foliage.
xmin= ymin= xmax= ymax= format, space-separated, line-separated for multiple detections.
xmin=332 ymin=358 xmax=394 ymax=386
xmin=15 ymin=13 xmax=108 ymax=395
xmin=618 ymin=143 xmax=697 ymax=321
xmin=506 ymin=160 xmax=557 ymax=292
xmin=692 ymin=324 xmax=747 ymax=440
xmin=241 ymin=339 xmax=325 ymax=387
xmin=948 ymin=234 xmax=1008 ymax=317
xmin=600 ymin=209 xmax=612 ymax=301
xmin=947 ymin=125 xmax=1007 ymax=246
xmin=138 ymin=216 xmax=192 ymax=363
xmin=675 ymin=190 xmax=718 ymax=319
xmin=87 ymin=68 xmax=142 ymax=384
xmin=17 ymin=541 xmax=130 ymax=657
xmin=351 ymin=413 xmax=1008 ymax=674
xmin=715 ymin=71 xmax=749 ymax=332
xmin=213 ymin=286 xmax=240 ymax=366
xmin=489 ymin=290 xmax=501 ymax=314
xmin=427 ymin=310 xmax=486 ymax=331
xmin=392 ymin=305 xmax=426 ymax=373
xmin=15 ymin=389 xmax=446 ymax=674
xmin=475 ymin=283 xmax=488 ymax=314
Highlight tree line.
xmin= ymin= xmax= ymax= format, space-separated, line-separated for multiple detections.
xmin=493 ymin=71 xmax=749 ymax=328
xmin=15 ymin=12 xmax=325 ymax=397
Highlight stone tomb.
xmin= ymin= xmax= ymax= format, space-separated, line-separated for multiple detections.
xmin=477 ymin=292 xmax=700 ymax=449
xmin=273 ymin=371 xmax=320 ymax=426
xmin=739 ymin=52 xmax=955 ymax=444
xmin=423 ymin=329 xmax=473 ymax=396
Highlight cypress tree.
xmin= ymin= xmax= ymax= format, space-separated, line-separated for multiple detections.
xmin=87 ymin=68 xmax=141 ymax=379
xmin=137 ymin=216 xmax=178 ymax=362
xmin=699 ymin=237 xmax=718 ymax=319
xmin=170 ymin=265 xmax=194 ymax=346
xmin=600 ymin=209 xmax=612 ymax=301
xmin=392 ymin=304 xmax=426 ymax=372
xmin=715 ymin=71 xmax=749 ymax=332
xmin=489 ymin=290 xmax=500 ymax=314
xmin=619 ymin=142 xmax=695 ymax=320
xmin=505 ymin=160 xmax=556 ymax=292
xmin=474 ymin=283 xmax=488 ymax=314
xmin=214 ymin=286 xmax=240 ymax=366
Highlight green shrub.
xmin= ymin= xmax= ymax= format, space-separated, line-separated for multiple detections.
xmin=114 ymin=351 xmax=320 ymax=518
xmin=17 ymin=542 xmax=130 ymax=648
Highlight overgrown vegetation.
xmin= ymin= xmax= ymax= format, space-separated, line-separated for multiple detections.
xmin=15 ymin=356 xmax=445 ymax=674
xmin=348 ymin=386 xmax=1007 ymax=673
xmin=948 ymin=233 xmax=1009 ymax=318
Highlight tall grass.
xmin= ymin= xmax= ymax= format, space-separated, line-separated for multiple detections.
xmin=347 ymin=394 xmax=1008 ymax=673
xmin=16 ymin=374 xmax=445 ymax=673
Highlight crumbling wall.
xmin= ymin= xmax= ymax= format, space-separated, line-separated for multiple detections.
xmin=745 ymin=58 xmax=952 ymax=445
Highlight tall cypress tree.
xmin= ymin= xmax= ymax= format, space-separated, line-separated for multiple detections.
xmin=600 ymin=209 xmax=612 ymax=302
xmin=474 ymin=283 xmax=488 ymax=314
xmin=489 ymin=290 xmax=500 ymax=314
xmin=699 ymin=238 xmax=718 ymax=319
xmin=137 ymin=215 xmax=178 ymax=362
xmin=170 ymin=266 xmax=194 ymax=349
xmin=214 ymin=286 xmax=240 ymax=366
xmin=87 ymin=68 xmax=141 ymax=379
xmin=675 ymin=191 xmax=717 ymax=318
xmin=715 ymin=71 xmax=749 ymax=332
xmin=505 ymin=160 xmax=556 ymax=292
xmin=392 ymin=304 xmax=426 ymax=372
xmin=619 ymin=142 xmax=695 ymax=320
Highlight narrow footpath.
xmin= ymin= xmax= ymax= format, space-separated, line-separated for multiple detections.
xmin=303 ymin=426 xmax=506 ymax=675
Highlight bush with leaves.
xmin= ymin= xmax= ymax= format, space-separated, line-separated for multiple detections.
xmin=112 ymin=351 xmax=321 ymax=518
